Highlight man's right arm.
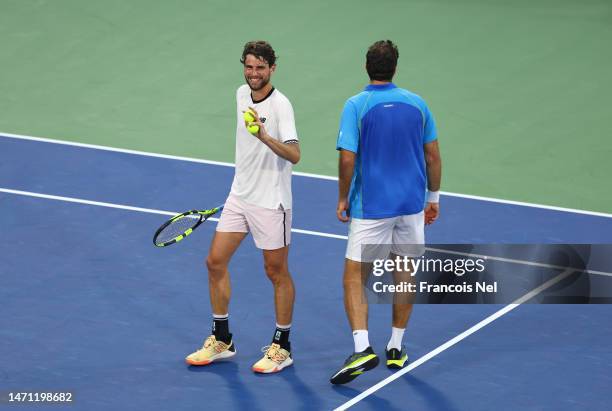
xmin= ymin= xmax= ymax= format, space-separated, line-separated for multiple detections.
xmin=336 ymin=100 xmax=359 ymax=222
xmin=337 ymin=149 xmax=355 ymax=222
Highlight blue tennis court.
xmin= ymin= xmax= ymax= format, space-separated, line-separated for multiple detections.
xmin=1 ymin=133 xmax=611 ymax=410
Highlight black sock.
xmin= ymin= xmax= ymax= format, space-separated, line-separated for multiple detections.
xmin=272 ymin=325 xmax=291 ymax=351
xmin=212 ymin=315 xmax=231 ymax=344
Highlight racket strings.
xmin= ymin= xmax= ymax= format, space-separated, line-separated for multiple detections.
xmin=156 ymin=214 xmax=201 ymax=244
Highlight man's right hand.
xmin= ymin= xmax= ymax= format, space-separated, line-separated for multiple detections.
xmin=337 ymin=198 xmax=350 ymax=222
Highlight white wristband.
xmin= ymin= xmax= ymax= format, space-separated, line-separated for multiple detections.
xmin=427 ymin=191 xmax=440 ymax=203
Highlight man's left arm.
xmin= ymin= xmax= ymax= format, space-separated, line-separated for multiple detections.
xmin=248 ymin=106 xmax=300 ymax=164
xmin=424 ymin=140 xmax=441 ymax=225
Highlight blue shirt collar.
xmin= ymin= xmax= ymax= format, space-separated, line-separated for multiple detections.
xmin=364 ymin=82 xmax=397 ymax=91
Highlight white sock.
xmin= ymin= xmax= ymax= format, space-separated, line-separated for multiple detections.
xmin=387 ymin=327 xmax=405 ymax=351
xmin=352 ymin=330 xmax=370 ymax=352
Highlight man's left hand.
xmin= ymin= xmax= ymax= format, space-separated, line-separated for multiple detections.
xmin=424 ymin=202 xmax=439 ymax=225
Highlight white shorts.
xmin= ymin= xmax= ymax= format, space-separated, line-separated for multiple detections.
xmin=216 ymin=194 xmax=291 ymax=250
xmin=346 ymin=212 xmax=425 ymax=262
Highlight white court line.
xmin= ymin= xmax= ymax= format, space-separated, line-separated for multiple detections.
xmin=427 ymin=247 xmax=612 ymax=278
xmin=1 ymin=131 xmax=611 ymax=218
xmin=0 ymin=188 xmax=346 ymax=240
xmin=333 ymin=267 xmax=576 ymax=411
xmin=3 ymin=187 xmax=610 ymax=275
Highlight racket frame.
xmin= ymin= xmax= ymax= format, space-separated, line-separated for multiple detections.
xmin=153 ymin=206 xmax=223 ymax=247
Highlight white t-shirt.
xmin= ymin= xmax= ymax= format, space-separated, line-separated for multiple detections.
xmin=230 ymin=84 xmax=299 ymax=209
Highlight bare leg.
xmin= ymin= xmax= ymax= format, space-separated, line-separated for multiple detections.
xmin=343 ymin=258 xmax=370 ymax=330
xmin=263 ymin=246 xmax=295 ymax=325
xmin=391 ymin=253 xmax=415 ymax=328
xmin=206 ymin=231 xmax=247 ymax=315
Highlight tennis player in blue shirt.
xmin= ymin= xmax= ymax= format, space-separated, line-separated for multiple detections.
xmin=331 ymin=40 xmax=442 ymax=384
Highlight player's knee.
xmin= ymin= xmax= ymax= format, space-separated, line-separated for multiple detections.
xmin=264 ymin=262 xmax=286 ymax=284
xmin=206 ymin=255 xmax=226 ymax=277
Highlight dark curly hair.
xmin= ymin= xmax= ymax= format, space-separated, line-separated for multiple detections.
xmin=366 ymin=40 xmax=399 ymax=81
xmin=240 ymin=41 xmax=277 ymax=66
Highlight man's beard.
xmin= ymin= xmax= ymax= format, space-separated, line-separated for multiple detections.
xmin=245 ymin=75 xmax=270 ymax=91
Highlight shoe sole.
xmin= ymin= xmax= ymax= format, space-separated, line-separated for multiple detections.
xmin=252 ymin=356 xmax=293 ymax=374
xmin=185 ymin=348 xmax=236 ymax=366
xmin=330 ymin=355 xmax=379 ymax=385
xmin=386 ymin=361 xmax=406 ymax=369
xmin=386 ymin=354 xmax=408 ymax=369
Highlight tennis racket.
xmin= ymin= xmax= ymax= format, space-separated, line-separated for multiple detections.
xmin=153 ymin=205 xmax=223 ymax=247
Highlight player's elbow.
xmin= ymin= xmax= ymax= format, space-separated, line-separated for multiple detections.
xmin=290 ymin=147 xmax=301 ymax=164
xmin=424 ymin=141 xmax=441 ymax=166
xmin=425 ymin=150 xmax=441 ymax=166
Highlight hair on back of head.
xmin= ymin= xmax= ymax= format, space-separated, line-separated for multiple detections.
xmin=366 ymin=40 xmax=399 ymax=81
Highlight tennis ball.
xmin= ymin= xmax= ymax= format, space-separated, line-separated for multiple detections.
xmin=243 ymin=110 xmax=260 ymax=135
xmin=248 ymin=124 xmax=260 ymax=135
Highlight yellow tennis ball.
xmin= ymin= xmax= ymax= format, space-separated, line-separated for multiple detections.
xmin=243 ymin=110 xmax=255 ymax=123
xmin=243 ymin=110 xmax=259 ymax=135
xmin=248 ymin=124 xmax=260 ymax=134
